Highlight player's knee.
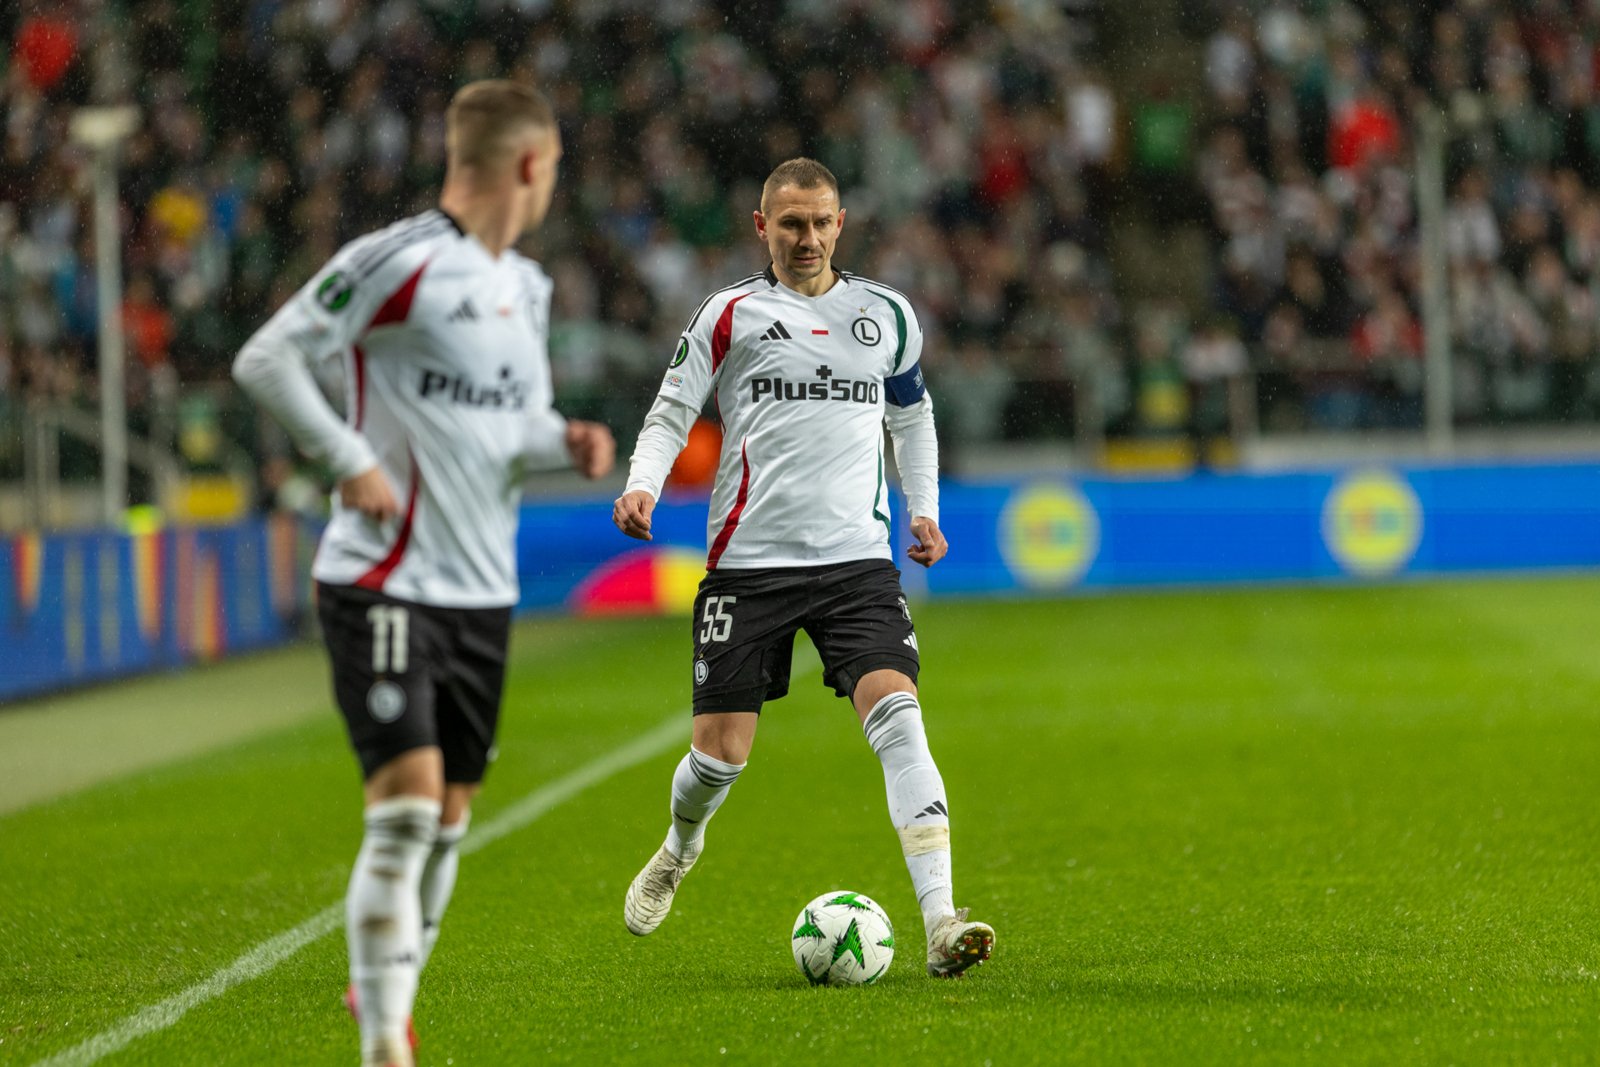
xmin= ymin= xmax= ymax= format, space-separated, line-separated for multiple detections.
xmin=365 ymin=747 xmax=446 ymax=805
xmin=852 ymin=668 xmax=916 ymax=716
xmin=697 ymin=737 xmax=753 ymax=766
xmin=691 ymin=711 xmax=758 ymax=765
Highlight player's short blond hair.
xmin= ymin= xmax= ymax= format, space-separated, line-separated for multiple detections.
xmin=761 ymin=158 xmax=840 ymax=213
xmin=446 ymin=80 xmax=555 ymax=169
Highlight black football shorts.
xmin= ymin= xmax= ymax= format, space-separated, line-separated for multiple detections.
xmin=316 ymin=581 xmax=511 ymax=782
xmin=690 ymin=559 xmax=920 ymax=714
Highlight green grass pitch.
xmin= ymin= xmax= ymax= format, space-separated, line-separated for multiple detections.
xmin=2 ymin=576 xmax=1597 ymax=1064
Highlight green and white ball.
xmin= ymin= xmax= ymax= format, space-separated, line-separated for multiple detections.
xmin=790 ymin=891 xmax=895 ymax=986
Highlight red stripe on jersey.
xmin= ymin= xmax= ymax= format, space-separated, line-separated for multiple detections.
xmin=706 ymin=441 xmax=751 ymax=572
xmin=367 ymin=261 xmax=429 ymax=331
xmin=355 ymin=462 xmax=420 ymax=591
xmin=351 ymin=345 xmax=367 ymax=430
xmin=811 ymin=329 xmax=829 ymax=335
xmin=710 ymin=293 xmax=753 ymax=374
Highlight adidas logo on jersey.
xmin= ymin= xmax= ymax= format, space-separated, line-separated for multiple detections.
xmin=447 ymin=299 xmax=480 ymax=323
xmin=759 ymin=321 xmax=793 ymax=341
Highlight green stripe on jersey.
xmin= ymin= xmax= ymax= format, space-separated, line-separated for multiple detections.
xmin=867 ymin=289 xmax=909 ymax=373
xmin=873 ymin=441 xmax=891 ymax=537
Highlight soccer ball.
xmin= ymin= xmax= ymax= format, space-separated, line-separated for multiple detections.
xmin=790 ymin=890 xmax=895 ymax=986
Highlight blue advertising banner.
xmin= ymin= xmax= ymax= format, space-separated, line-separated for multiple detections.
xmin=0 ymin=516 xmax=316 ymax=704
xmin=6 ymin=460 xmax=1597 ymax=703
xmin=915 ymin=462 xmax=1600 ymax=597
xmin=523 ymin=461 xmax=1600 ymax=614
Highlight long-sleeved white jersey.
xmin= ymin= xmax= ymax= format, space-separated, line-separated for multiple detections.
xmin=233 ymin=209 xmax=570 ymax=608
xmin=627 ymin=266 xmax=939 ymax=570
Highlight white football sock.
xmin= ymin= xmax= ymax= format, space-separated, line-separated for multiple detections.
xmin=418 ymin=813 xmax=469 ymax=972
xmin=664 ymin=746 xmax=745 ymax=860
xmin=347 ymin=795 xmax=439 ymax=1057
xmin=863 ymin=692 xmax=955 ymax=936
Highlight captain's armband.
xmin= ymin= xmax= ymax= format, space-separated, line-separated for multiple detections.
xmin=884 ymin=363 xmax=926 ymax=408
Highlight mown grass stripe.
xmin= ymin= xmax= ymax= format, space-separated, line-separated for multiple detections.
xmin=30 ymin=714 xmax=688 ymax=1067
xmin=32 ymin=645 xmax=824 ymax=1067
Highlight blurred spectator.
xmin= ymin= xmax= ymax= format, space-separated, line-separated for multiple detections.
xmin=938 ymin=340 xmax=1014 ymax=445
xmin=1055 ymin=279 xmax=1127 ymax=432
xmin=122 ymin=274 xmax=172 ymax=371
xmin=1327 ymin=86 xmax=1402 ymax=173
xmin=1524 ymin=244 xmax=1596 ymax=421
xmin=1352 ymin=288 xmax=1424 ymax=427
xmin=1133 ymin=80 xmax=1197 ymax=225
xmin=1282 ymin=249 xmax=1352 ymax=339
xmin=13 ymin=6 xmax=79 ymax=96
xmin=1256 ymin=302 xmax=1310 ymax=431
xmin=1446 ymin=169 xmax=1501 ymax=266
xmin=1198 ymin=0 xmax=1600 ymax=427
xmin=1066 ymin=66 xmax=1117 ymax=217
xmin=0 ymin=0 xmax=1121 ymax=499
xmin=1130 ymin=302 xmax=1190 ymax=436
xmin=1181 ymin=314 xmax=1248 ymax=444
xmin=17 ymin=0 xmax=1600 ymax=504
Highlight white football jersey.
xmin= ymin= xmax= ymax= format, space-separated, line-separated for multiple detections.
xmin=234 ymin=209 xmax=569 ymax=607
xmin=641 ymin=266 xmax=935 ymax=569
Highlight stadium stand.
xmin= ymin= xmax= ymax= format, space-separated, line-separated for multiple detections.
xmin=5 ymin=0 xmax=1600 ymax=516
xmin=1195 ymin=0 xmax=1600 ymax=430
xmin=0 ymin=0 xmax=1112 ymax=504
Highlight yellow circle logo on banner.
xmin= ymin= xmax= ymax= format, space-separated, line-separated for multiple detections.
xmin=1322 ymin=469 xmax=1423 ymax=577
xmin=999 ymin=483 xmax=1099 ymax=589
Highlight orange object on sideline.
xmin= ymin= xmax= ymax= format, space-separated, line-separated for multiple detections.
xmin=667 ymin=417 xmax=722 ymax=488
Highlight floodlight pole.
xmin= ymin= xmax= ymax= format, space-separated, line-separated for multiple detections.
xmin=71 ymin=106 xmax=140 ymax=528
xmin=1415 ymin=107 xmax=1454 ymax=456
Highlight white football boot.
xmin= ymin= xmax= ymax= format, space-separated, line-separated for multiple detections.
xmin=623 ymin=844 xmax=699 ymax=935
xmin=925 ymin=908 xmax=995 ymax=977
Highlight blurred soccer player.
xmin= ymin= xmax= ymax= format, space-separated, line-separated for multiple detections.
xmin=233 ymin=81 xmax=613 ymax=1067
xmin=613 ymin=159 xmax=994 ymax=978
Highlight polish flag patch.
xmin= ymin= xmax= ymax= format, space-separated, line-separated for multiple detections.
xmin=812 ymin=328 xmax=829 ymax=335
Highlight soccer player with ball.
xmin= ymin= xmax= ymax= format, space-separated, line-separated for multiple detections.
xmin=613 ymin=158 xmax=995 ymax=978
xmin=235 ymin=82 xmax=613 ymax=1066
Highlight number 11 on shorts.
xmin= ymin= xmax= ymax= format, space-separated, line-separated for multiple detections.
xmin=700 ymin=596 xmax=736 ymax=643
xmin=367 ymin=604 xmax=410 ymax=674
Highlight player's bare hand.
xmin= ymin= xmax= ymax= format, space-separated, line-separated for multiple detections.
xmin=566 ymin=421 xmax=616 ymax=479
xmin=338 ymin=466 xmax=400 ymax=522
xmin=614 ymin=489 xmax=656 ymax=541
xmin=907 ymin=515 xmax=948 ymax=568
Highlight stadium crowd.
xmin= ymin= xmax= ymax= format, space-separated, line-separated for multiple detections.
xmin=1199 ymin=0 xmax=1600 ymax=429
xmin=0 ymin=0 xmax=1114 ymax=492
xmin=7 ymin=0 xmax=1600 ymax=504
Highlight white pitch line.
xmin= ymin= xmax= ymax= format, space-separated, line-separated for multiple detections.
xmin=32 ymin=713 xmax=690 ymax=1067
